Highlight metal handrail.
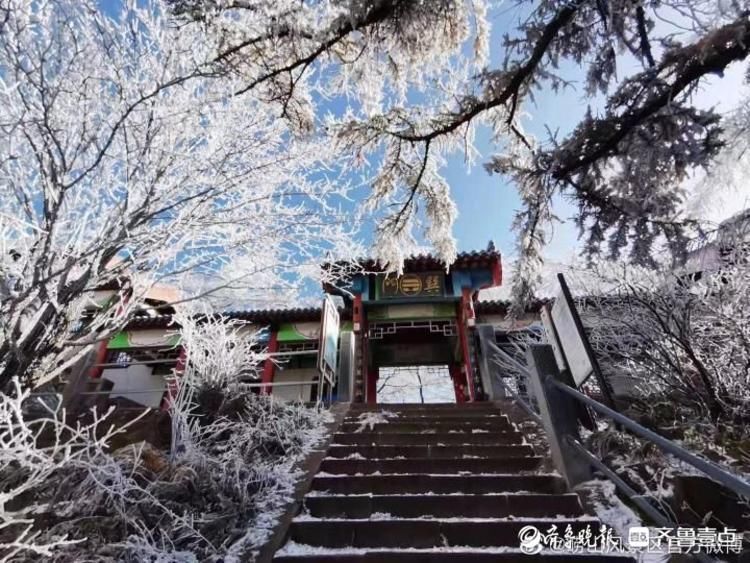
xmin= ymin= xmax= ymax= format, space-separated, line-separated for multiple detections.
xmin=95 ymin=351 xmax=318 ymax=370
xmin=565 ymin=437 xmax=675 ymax=526
xmin=567 ymin=439 xmax=717 ymax=563
xmin=482 ymin=310 xmax=749 ymax=543
xmin=549 ymin=377 xmax=750 ymax=500
xmin=267 ymin=350 xmax=319 ymax=357
xmin=492 ymin=372 xmax=543 ymax=425
xmin=484 ymin=334 xmax=750 ymax=538
xmin=484 ymin=340 xmax=541 ymax=423
xmin=486 ymin=339 xmax=532 ymax=380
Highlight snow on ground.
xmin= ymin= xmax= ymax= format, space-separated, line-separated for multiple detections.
xmin=276 ymin=541 xmax=634 ymax=558
xmin=353 ymin=410 xmax=400 ymax=431
xmin=7 ymin=393 xmax=333 ymax=563
xmin=575 ymin=480 xmax=671 ymax=563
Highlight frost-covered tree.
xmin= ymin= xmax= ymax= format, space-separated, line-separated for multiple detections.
xmin=688 ymin=91 xmax=750 ymax=221
xmin=172 ymin=0 xmax=750 ymax=306
xmin=0 ymin=0 xmax=356 ymax=390
xmin=165 ymin=0 xmax=492 ymax=270
xmin=4 ymin=0 xmax=749 ymax=392
xmin=0 ymin=378 xmax=145 ymax=561
xmin=580 ymin=226 xmax=750 ymax=428
xmin=0 ymin=308 xmax=330 ymax=562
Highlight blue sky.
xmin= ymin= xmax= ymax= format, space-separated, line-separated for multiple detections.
xmin=444 ymin=78 xmax=585 ymax=258
xmin=443 ymin=5 xmax=749 ymax=264
xmin=99 ymin=0 xmax=748 ymax=270
xmin=333 ymin=3 xmax=592 ymax=261
xmin=423 ymin=6 xmax=589 ymax=261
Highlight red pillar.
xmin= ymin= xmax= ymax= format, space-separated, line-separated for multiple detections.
xmin=492 ymin=256 xmax=503 ymax=287
xmin=161 ymin=345 xmax=186 ymax=411
xmin=456 ymin=287 xmax=477 ymax=401
xmin=261 ymin=330 xmax=278 ymax=395
xmin=88 ymin=340 xmax=109 ymax=379
xmin=367 ymin=366 xmax=378 ymax=404
xmin=450 ymin=365 xmax=467 ymax=403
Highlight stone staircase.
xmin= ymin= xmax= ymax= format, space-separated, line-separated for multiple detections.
xmin=273 ymin=402 xmax=627 ymax=561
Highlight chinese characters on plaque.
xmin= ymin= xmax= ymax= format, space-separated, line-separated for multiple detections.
xmin=381 ymin=272 xmax=444 ymax=298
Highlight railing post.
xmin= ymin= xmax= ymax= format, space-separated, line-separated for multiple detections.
xmin=61 ymin=346 xmax=100 ymax=416
xmin=526 ymin=344 xmax=591 ymax=487
xmin=336 ymin=331 xmax=355 ymax=402
xmin=475 ymin=324 xmax=506 ymax=399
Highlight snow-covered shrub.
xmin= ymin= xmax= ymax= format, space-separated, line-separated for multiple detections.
xmin=167 ymin=307 xmax=266 ymax=456
xmin=3 ymin=307 xmax=331 ymax=562
xmin=0 ymin=378 xmax=145 ymax=561
xmin=580 ymin=240 xmax=750 ymax=461
xmin=4 ymin=388 xmax=329 ymax=562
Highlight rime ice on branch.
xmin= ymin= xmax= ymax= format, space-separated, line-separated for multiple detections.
xmin=173 ymin=0 xmax=750 ymax=305
xmin=0 ymin=0 xmax=357 ymax=390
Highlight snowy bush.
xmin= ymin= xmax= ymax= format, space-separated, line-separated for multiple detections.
xmin=2 ymin=308 xmax=331 ymax=562
xmin=580 ymin=238 xmax=750 ymax=463
xmin=167 ymin=307 xmax=267 ymax=457
xmin=2 ymin=387 xmax=329 ymax=562
xmin=0 ymin=378 xmax=145 ymax=561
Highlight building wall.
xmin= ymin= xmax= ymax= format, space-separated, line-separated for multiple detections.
xmin=271 ymin=368 xmax=317 ymax=402
xmin=101 ymin=364 xmax=167 ymax=408
xmin=277 ymin=322 xmax=320 ymax=341
xmin=477 ymin=313 xmax=541 ymax=330
xmin=108 ymin=328 xmax=180 ymax=349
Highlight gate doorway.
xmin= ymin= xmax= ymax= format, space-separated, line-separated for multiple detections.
xmin=377 ymin=365 xmax=455 ymax=404
xmin=365 ymin=318 xmax=471 ymax=403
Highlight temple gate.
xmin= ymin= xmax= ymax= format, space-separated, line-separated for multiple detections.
xmin=324 ymin=246 xmax=502 ymax=404
xmin=70 ymin=245 xmax=512 ymax=408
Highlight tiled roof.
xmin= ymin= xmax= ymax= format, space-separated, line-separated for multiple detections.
xmin=124 ymin=314 xmax=179 ymax=330
xmin=474 ymin=299 xmax=547 ymax=315
xmin=228 ymin=307 xmax=325 ymax=323
xmin=327 ymin=248 xmax=501 ymax=274
xmin=123 ymin=307 xmax=349 ymax=330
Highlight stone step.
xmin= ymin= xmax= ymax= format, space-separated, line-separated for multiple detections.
xmin=269 ymin=403 xmax=628 ymax=562
xmin=275 ymin=553 xmax=631 ymax=562
xmin=344 ymin=409 xmax=510 ymax=421
xmin=338 ymin=421 xmax=514 ymax=433
xmin=319 ymin=457 xmax=542 ymax=475
xmin=325 ymin=444 xmax=534 ymax=459
xmin=310 ymin=474 xmax=566 ymax=495
xmin=349 ymin=403 xmax=500 ymax=410
xmin=303 ymin=493 xmax=584 ymax=519
xmin=288 ymin=519 xmax=601 ymax=549
xmin=332 ymin=432 xmax=524 ymax=446
xmin=342 ymin=417 xmax=512 ymax=427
